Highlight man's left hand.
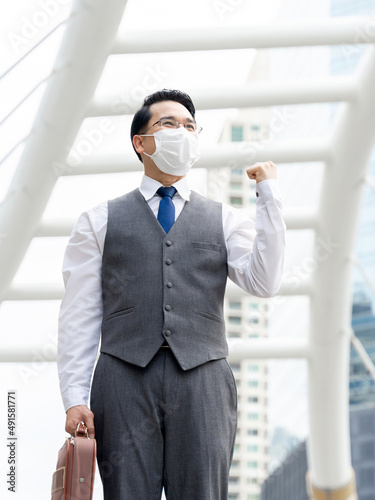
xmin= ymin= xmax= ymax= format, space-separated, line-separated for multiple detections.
xmin=246 ymin=161 xmax=277 ymax=183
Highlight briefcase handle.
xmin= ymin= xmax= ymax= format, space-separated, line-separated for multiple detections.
xmin=75 ymin=422 xmax=89 ymax=438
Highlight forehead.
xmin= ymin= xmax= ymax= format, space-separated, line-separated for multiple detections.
xmin=148 ymin=100 xmax=193 ymax=122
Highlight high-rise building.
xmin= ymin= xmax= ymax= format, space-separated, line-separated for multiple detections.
xmin=261 ymin=404 xmax=375 ymax=500
xmin=206 ymin=51 xmax=272 ymax=500
xmin=350 ymin=295 xmax=375 ymax=404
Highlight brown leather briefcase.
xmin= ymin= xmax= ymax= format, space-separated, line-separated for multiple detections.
xmin=51 ymin=422 xmax=96 ymax=500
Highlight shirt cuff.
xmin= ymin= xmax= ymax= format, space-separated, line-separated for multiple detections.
xmin=255 ymin=179 xmax=282 ymax=202
xmin=61 ymin=387 xmax=90 ymax=413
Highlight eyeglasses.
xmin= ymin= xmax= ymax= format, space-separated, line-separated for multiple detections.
xmin=141 ymin=118 xmax=203 ymax=135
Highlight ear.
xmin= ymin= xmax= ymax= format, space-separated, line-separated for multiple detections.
xmin=133 ymin=135 xmax=144 ymax=154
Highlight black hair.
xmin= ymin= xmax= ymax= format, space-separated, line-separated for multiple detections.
xmin=130 ymin=89 xmax=196 ymax=163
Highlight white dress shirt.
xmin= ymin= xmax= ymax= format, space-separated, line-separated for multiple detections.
xmin=58 ymin=175 xmax=286 ymax=412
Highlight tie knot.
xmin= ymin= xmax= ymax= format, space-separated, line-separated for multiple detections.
xmin=157 ymin=186 xmax=177 ymax=199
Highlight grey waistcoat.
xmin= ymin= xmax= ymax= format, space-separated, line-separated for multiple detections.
xmin=100 ymin=188 xmax=228 ymax=370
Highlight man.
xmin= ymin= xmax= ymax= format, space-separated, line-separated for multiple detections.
xmin=58 ymin=89 xmax=286 ymax=499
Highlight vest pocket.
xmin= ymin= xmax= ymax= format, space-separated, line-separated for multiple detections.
xmin=196 ymin=310 xmax=223 ymax=324
xmin=105 ymin=307 xmax=135 ymax=320
xmin=192 ymin=242 xmax=221 ymax=252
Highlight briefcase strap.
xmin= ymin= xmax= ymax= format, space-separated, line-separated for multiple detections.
xmin=75 ymin=422 xmax=88 ymax=438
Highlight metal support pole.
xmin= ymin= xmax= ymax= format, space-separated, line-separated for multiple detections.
xmin=0 ymin=0 xmax=129 ymax=302
xmin=307 ymin=46 xmax=375 ymax=494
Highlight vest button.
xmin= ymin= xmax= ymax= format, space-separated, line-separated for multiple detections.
xmin=167 ymin=282 xmax=173 ymax=288
xmin=166 ymin=240 xmax=172 ymax=246
xmin=165 ymin=259 xmax=172 ymax=265
xmin=165 ymin=305 xmax=171 ymax=311
xmin=165 ymin=329 xmax=171 ymax=337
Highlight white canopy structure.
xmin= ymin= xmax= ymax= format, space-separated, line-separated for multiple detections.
xmin=1 ymin=1 xmax=375 ymax=498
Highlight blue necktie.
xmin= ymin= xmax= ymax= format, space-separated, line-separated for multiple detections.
xmin=157 ymin=186 xmax=177 ymax=233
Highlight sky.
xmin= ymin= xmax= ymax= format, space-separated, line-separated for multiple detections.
xmin=0 ymin=0 xmax=373 ymax=498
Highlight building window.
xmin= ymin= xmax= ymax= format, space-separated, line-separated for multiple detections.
xmin=230 ymin=196 xmax=243 ymax=206
xmin=358 ymin=467 xmax=375 ymax=487
xmin=248 ymin=396 xmax=258 ymax=403
xmin=248 ymin=413 xmax=258 ymax=420
xmin=249 ymin=365 xmax=259 ymax=372
xmin=247 ymin=461 xmax=258 ymax=468
xmin=230 ymin=181 xmax=242 ymax=190
xmin=248 ymin=429 xmax=258 ymax=436
xmin=248 ymin=381 xmax=258 ymax=388
xmin=251 ymin=124 xmax=260 ymax=131
xmin=229 ymin=476 xmax=240 ymax=484
xmin=249 ymin=317 xmax=259 ymax=324
xmin=231 ymin=167 xmax=243 ymax=176
xmin=229 ymin=316 xmax=241 ymax=325
xmin=248 ymin=445 xmax=258 ymax=452
xmin=230 ymin=363 xmax=241 ymax=372
xmin=230 ymin=301 xmax=242 ymax=310
xmin=228 ymin=331 xmax=241 ymax=338
xmin=231 ymin=125 xmax=244 ymax=142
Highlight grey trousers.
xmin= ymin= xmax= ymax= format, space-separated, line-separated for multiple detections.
xmin=90 ymin=348 xmax=237 ymax=500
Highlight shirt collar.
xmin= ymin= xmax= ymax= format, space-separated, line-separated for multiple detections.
xmin=140 ymin=174 xmax=191 ymax=201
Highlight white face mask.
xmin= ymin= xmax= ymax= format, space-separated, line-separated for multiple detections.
xmin=142 ymin=127 xmax=200 ymax=176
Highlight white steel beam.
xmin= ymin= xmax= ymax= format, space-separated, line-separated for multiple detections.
xmin=35 ymin=206 xmax=318 ymax=237
xmin=0 ymin=0 xmax=129 ymax=303
xmin=0 ymin=338 xmax=309 ymax=363
xmin=5 ymin=283 xmax=64 ymax=301
xmin=88 ymin=76 xmax=358 ymax=117
xmin=63 ymin=139 xmax=330 ymax=176
xmin=112 ymin=16 xmax=375 ymax=54
xmin=228 ymin=338 xmax=310 ymax=362
xmin=0 ymin=349 xmax=57 ymax=364
xmin=5 ymin=276 xmax=312 ymax=301
xmin=307 ymin=46 xmax=375 ymax=492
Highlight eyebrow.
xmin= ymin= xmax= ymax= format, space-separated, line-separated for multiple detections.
xmin=159 ymin=115 xmax=195 ymax=123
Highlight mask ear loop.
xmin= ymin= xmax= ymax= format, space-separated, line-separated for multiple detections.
xmin=138 ymin=133 xmax=157 ymax=159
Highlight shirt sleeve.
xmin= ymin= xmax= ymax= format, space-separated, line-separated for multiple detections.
xmin=57 ymin=202 xmax=107 ymax=412
xmin=224 ymin=179 xmax=286 ymax=297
